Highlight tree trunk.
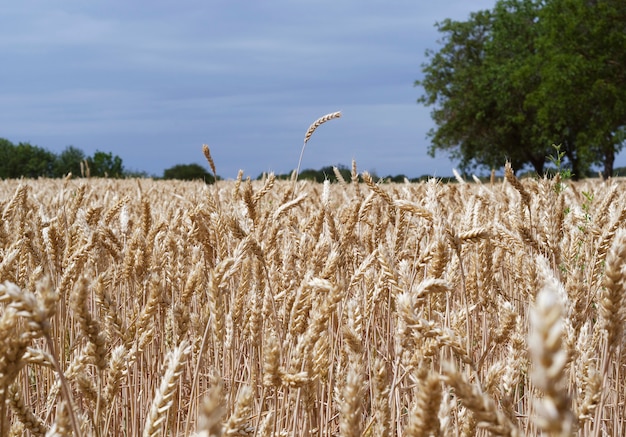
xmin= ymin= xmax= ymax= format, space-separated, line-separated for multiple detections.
xmin=529 ymin=155 xmax=545 ymax=176
xmin=603 ymin=148 xmax=615 ymax=179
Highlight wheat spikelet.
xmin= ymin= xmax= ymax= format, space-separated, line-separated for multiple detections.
xmin=7 ymin=382 xmax=47 ymax=436
xmin=224 ymin=386 xmax=254 ymax=436
xmin=332 ymin=166 xmax=347 ymax=185
xmin=371 ymin=358 xmax=391 ymax=436
xmin=203 ymin=144 xmax=217 ymax=177
xmin=405 ymin=365 xmax=442 ymax=437
xmin=505 ymin=161 xmax=531 ymax=212
xmin=362 ymin=171 xmax=393 ymax=205
xmin=338 ymin=354 xmax=363 ymax=437
xmin=452 ymin=168 xmax=466 ymax=184
xmin=599 ymin=228 xmax=626 ymax=352
xmin=303 ymin=111 xmax=342 ymax=144
xmin=262 ymin=334 xmax=281 ymax=388
xmin=143 ymin=340 xmax=191 ymax=437
xmin=442 ymin=363 xmax=520 ymax=436
xmin=529 ymin=274 xmax=576 ymax=435
xmin=2 ymin=169 xmax=626 ymax=435
xmin=293 ymin=111 xmax=341 ymax=189
xmin=196 ymin=384 xmax=225 ymax=437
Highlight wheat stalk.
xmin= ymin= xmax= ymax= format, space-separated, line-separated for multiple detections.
xmin=1 ymin=170 xmax=626 ymax=435
xmin=293 ymin=111 xmax=341 ymax=190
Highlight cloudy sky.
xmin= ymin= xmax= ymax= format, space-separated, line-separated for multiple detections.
xmin=0 ymin=1 xmax=508 ymax=179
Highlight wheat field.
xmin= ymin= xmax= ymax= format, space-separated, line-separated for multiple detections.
xmin=1 ymin=165 xmax=625 ymax=436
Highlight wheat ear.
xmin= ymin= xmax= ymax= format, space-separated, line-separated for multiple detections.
xmin=202 ymin=144 xmax=217 ymax=179
xmin=143 ymin=341 xmax=191 ymax=437
xmin=196 ymin=384 xmax=225 ymax=437
xmin=293 ymin=111 xmax=341 ymax=189
xmin=441 ymin=362 xmax=520 ymax=436
xmin=593 ymin=229 xmax=626 ymax=436
xmin=529 ymin=276 xmax=576 ymax=435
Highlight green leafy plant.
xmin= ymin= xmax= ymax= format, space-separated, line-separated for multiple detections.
xmin=547 ymin=143 xmax=571 ymax=193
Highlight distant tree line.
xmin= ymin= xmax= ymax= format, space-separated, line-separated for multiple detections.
xmin=0 ymin=138 xmax=125 ymax=179
xmin=266 ymin=165 xmax=461 ymax=183
xmin=162 ymin=163 xmax=216 ymax=183
xmin=0 ymin=137 xmax=218 ymax=182
xmin=4 ymin=136 xmax=624 ymax=183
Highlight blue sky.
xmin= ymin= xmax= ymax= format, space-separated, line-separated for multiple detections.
xmin=1 ymin=1 xmax=515 ymax=179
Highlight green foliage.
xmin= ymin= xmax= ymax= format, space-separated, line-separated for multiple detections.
xmin=0 ymin=138 xmax=14 ymax=179
xmin=531 ymin=0 xmax=626 ymax=179
xmin=417 ymin=2 xmax=550 ymax=175
xmin=418 ymin=0 xmax=626 ymax=179
xmin=54 ymin=146 xmax=86 ymax=178
xmin=124 ymin=169 xmax=153 ymax=178
xmin=87 ymin=151 xmax=124 ymax=178
xmin=547 ymin=143 xmax=572 ymax=194
xmin=271 ymin=165 xmax=356 ymax=183
xmin=547 ymin=143 xmax=572 ymax=179
xmin=163 ymin=163 xmax=215 ymax=183
xmin=0 ymin=138 xmax=125 ymax=179
xmin=0 ymin=139 xmax=57 ymax=178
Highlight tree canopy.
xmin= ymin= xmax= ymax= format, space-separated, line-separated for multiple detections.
xmin=87 ymin=150 xmax=124 ymax=178
xmin=417 ymin=0 xmax=626 ymax=178
xmin=163 ymin=163 xmax=215 ymax=183
xmin=54 ymin=146 xmax=86 ymax=177
xmin=0 ymin=139 xmax=57 ymax=179
xmin=0 ymin=139 xmax=125 ymax=179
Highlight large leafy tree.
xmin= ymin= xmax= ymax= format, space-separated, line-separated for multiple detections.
xmin=417 ymin=10 xmax=500 ymax=173
xmin=530 ymin=0 xmax=626 ymax=178
xmin=417 ymin=2 xmax=550 ymax=175
xmin=418 ymin=0 xmax=626 ymax=178
xmin=483 ymin=0 xmax=550 ymax=174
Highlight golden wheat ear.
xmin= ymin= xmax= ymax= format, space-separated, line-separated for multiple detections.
xmin=293 ymin=111 xmax=342 ymax=189
xmin=202 ymin=144 xmax=217 ymax=179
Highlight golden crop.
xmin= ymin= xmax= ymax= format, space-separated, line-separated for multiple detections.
xmin=0 ymin=170 xmax=624 ymax=436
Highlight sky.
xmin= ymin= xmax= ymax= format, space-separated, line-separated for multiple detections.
xmin=0 ymin=0 xmax=514 ymax=179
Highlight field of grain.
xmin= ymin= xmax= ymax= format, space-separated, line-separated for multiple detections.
xmin=0 ymin=167 xmax=625 ymax=436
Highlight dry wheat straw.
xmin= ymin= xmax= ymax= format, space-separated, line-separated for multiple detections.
xmin=1 ymin=164 xmax=626 ymax=436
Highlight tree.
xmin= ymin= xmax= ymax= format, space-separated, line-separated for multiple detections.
xmin=417 ymin=3 xmax=550 ymax=175
xmin=482 ymin=0 xmax=550 ymax=174
xmin=0 ymin=140 xmax=57 ymax=178
xmin=0 ymin=138 xmax=15 ymax=178
xmin=418 ymin=0 xmax=626 ymax=178
xmin=54 ymin=146 xmax=86 ymax=178
xmin=87 ymin=150 xmax=124 ymax=178
xmin=18 ymin=143 xmax=57 ymax=178
xmin=530 ymin=0 xmax=626 ymax=178
xmin=163 ymin=163 xmax=215 ymax=183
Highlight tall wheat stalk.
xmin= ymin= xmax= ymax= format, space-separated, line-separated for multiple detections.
xmin=293 ymin=111 xmax=341 ymax=191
